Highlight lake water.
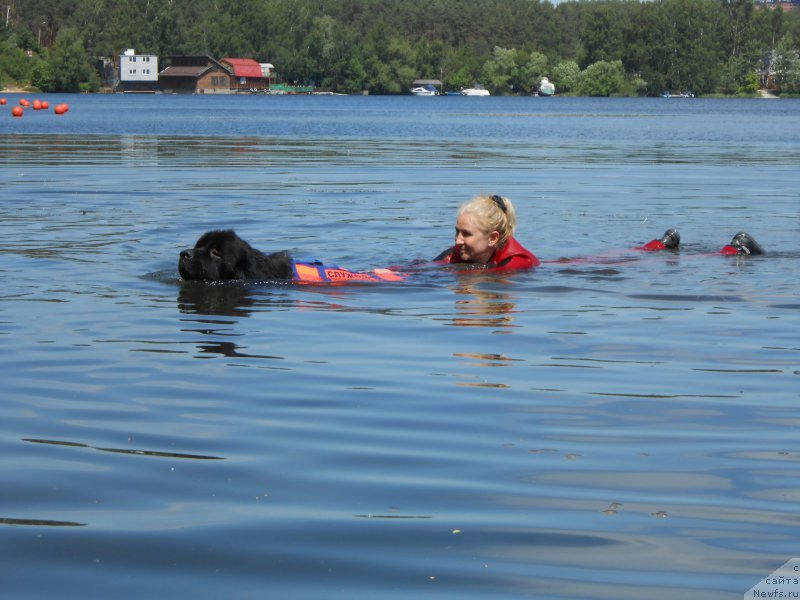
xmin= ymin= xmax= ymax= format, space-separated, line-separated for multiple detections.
xmin=1 ymin=94 xmax=798 ymax=599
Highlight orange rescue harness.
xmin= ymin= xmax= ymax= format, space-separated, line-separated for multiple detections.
xmin=291 ymin=260 xmax=406 ymax=284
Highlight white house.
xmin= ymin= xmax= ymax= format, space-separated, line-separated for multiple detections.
xmin=118 ymin=49 xmax=159 ymax=92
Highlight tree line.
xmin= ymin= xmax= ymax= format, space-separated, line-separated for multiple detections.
xmin=2 ymin=0 xmax=799 ymax=95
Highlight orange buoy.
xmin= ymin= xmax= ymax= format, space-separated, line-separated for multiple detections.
xmin=41 ymin=100 xmax=49 ymax=109
xmin=54 ymin=104 xmax=66 ymax=115
xmin=12 ymin=106 xmax=23 ymax=117
xmin=0 ymin=98 xmax=7 ymax=105
xmin=62 ymin=103 xmax=69 ymax=113
xmin=33 ymin=99 xmax=42 ymax=110
xmin=19 ymin=98 xmax=30 ymax=107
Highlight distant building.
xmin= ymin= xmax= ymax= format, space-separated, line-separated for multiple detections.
xmin=220 ymin=58 xmax=270 ymax=92
xmin=755 ymin=0 xmax=799 ymax=9
xmin=158 ymin=56 xmax=233 ymax=94
xmin=118 ymin=49 xmax=159 ymax=93
xmin=260 ymin=63 xmax=277 ymax=88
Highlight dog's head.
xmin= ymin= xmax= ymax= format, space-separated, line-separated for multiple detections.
xmin=179 ymin=230 xmax=257 ymax=281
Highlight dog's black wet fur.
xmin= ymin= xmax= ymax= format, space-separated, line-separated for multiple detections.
xmin=179 ymin=230 xmax=293 ymax=281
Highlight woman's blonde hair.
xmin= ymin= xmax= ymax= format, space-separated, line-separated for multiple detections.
xmin=458 ymin=194 xmax=517 ymax=248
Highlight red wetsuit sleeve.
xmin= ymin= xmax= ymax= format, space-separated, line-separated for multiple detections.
xmin=640 ymin=239 xmax=667 ymax=251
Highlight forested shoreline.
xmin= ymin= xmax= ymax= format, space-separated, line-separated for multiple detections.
xmin=2 ymin=0 xmax=799 ymax=96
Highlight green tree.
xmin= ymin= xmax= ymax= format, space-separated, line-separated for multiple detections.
xmin=442 ymin=45 xmax=485 ymax=91
xmin=481 ymin=46 xmax=518 ymax=95
xmin=577 ymin=1 xmax=627 ymax=67
xmin=552 ymin=60 xmax=581 ymax=93
xmin=720 ymin=0 xmax=756 ymax=60
xmin=16 ymin=28 xmax=37 ymax=52
xmin=413 ymin=38 xmax=445 ymax=82
xmin=739 ymin=70 xmax=760 ymax=94
xmin=3 ymin=0 xmax=799 ymax=97
xmin=306 ymin=14 xmax=359 ymax=90
xmin=46 ymin=27 xmax=100 ymax=92
xmin=30 ymin=60 xmax=55 ymax=90
xmin=0 ymin=37 xmax=33 ymax=83
xmin=342 ymin=55 xmax=368 ymax=94
xmin=360 ymin=24 xmax=417 ymax=93
xmin=576 ymin=60 xmax=627 ymax=96
xmin=448 ymin=65 xmax=477 ymax=91
xmin=717 ymin=53 xmax=752 ymax=94
xmin=638 ymin=0 xmax=722 ymax=95
xmin=772 ymin=32 xmax=800 ymax=93
xmin=518 ymin=52 xmax=548 ymax=94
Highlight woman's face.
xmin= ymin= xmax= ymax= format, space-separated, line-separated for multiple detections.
xmin=454 ymin=212 xmax=499 ymax=264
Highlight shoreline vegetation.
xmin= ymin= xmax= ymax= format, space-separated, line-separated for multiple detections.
xmin=1 ymin=0 xmax=799 ymax=97
xmin=1 ymin=84 xmax=792 ymax=99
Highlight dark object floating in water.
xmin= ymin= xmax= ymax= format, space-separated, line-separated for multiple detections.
xmin=729 ymin=231 xmax=765 ymax=255
xmin=659 ymin=228 xmax=680 ymax=249
xmin=354 ymin=514 xmax=433 ymax=519
xmin=23 ymin=438 xmax=224 ymax=460
xmin=0 ymin=517 xmax=86 ymax=527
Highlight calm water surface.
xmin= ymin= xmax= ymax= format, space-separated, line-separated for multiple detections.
xmin=1 ymin=94 xmax=799 ymax=599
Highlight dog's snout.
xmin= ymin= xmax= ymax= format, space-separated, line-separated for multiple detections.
xmin=180 ymin=249 xmax=193 ymax=260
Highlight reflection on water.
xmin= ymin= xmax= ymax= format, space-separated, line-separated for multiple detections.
xmin=193 ymin=340 xmax=285 ymax=361
xmin=1 ymin=96 xmax=799 ymax=599
xmin=4 ymin=134 xmax=800 ymax=172
xmin=176 ymin=280 xmax=280 ymax=317
xmin=0 ymin=134 xmax=312 ymax=168
xmin=449 ymin=279 xmax=519 ymax=329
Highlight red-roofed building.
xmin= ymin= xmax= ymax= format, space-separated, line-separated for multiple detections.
xmin=221 ymin=58 xmax=271 ymax=92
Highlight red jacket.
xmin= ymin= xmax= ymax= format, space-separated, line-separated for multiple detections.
xmin=436 ymin=236 xmax=540 ymax=271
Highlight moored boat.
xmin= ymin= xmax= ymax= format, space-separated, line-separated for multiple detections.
xmin=538 ymin=77 xmax=556 ymax=96
xmin=410 ymin=85 xmax=439 ymax=96
xmin=461 ymin=84 xmax=490 ymax=96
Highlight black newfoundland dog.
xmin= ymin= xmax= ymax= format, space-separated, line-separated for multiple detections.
xmin=179 ymin=230 xmax=293 ymax=281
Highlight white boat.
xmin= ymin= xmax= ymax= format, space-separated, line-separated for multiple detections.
xmin=538 ymin=77 xmax=555 ymax=96
xmin=411 ymin=85 xmax=438 ymax=96
xmin=461 ymin=84 xmax=490 ymax=96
